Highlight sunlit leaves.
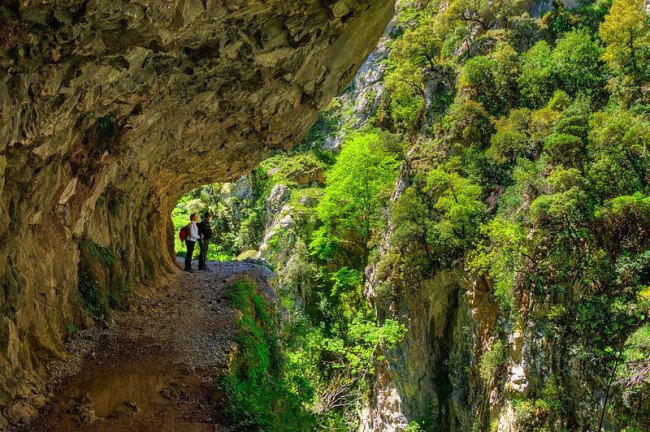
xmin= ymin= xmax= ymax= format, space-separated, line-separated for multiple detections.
xmin=600 ymin=0 xmax=650 ymax=77
xmin=310 ymin=132 xmax=399 ymax=270
xmin=427 ymin=165 xmax=486 ymax=242
xmin=518 ymin=41 xmax=555 ymax=107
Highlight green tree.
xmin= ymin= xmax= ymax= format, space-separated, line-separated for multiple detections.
xmin=518 ymin=40 xmax=556 ymax=107
xmin=385 ymin=63 xmax=427 ymax=131
xmin=458 ymin=56 xmax=501 ymax=113
xmin=599 ymin=0 xmax=650 ymax=104
xmin=529 ymin=107 xmax=560 ymax=144
xmin=600 ymin=0 xmax=649 ymax=79
xmin=487 ymin=108 xmax=534 ymax=164
xmin=310 ymin=132 xmax=400 ymax=283
xmin=529 ymin=182 xmax=587 ymax=230
xmin=552 ymin=95 xmax=591 ymax=140
xmin=285 ymin=313 xmax=405 ymax=429
xmin=390 ymin=187 xmax=441 ymax=275
xmin=595 ymin=193 xmax=650 ymax=254
xmin=586 ymin=110 xmax=650 ymax=199
xmin=543 ymin=95 xmax=591 ymax=169
xmin=391 ymin=19 xmax=444 ymax=71
xmin=552 ymin=28 xmax=607 ymax=99
xmin=492 ymin=43 xmax=521 ymax=112
xmin=506 ymin=13 xmax=543 ymax=52
xmin=543 ymin=133 xmax=584 ymax=167
xmin=440 ymin=0 xmax=526 ymax=33
xmin=426 ymin=164 xmax=486 ymax=245
xmin=444 ymin=100 xmax=495 ymax=148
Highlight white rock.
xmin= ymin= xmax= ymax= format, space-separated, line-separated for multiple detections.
xmin=267 ymin=184 xmax=290 ymax=213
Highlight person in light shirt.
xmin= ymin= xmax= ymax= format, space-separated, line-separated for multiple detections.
xmin=184 ymin=213 xmax=203 ymax=272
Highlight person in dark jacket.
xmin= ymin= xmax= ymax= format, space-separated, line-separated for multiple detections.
xmin=197 ymin=212 xmax=214 ymax=271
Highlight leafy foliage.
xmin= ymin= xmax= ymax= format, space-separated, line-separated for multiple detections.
xmin=174 ymin=0 xmax=650 ymax=428
xmin=310 ymin=132 xmax=399 ymax=276
xmin=599 ymin=0 xmax=650 ymax=105
xmin=220 ymin=280 xmax=315 ymax=431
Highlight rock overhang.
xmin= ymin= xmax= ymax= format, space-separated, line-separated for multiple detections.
xmin=0 ymin=0 xmax=396 ymax=416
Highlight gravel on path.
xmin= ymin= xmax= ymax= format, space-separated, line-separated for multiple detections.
xmin=15 ymin=258 xmax=276 ymax=432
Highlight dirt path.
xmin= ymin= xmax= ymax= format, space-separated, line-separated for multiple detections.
xmin=19 ymin=259 xmax=273 ymax=432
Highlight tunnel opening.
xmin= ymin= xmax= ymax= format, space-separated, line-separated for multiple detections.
xmin=159 ymin=90 xmax=409 ymax=430
xmin=170 ymin=166 xmax=270 ymax=267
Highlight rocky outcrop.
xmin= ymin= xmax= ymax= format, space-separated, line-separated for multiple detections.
xmin=362 ymin=171 xmax=644 ymax=431
xmin=0 ymin=0 xmax=395 ymax=421
xmin=323 ymin=18 xmax=395 ymax=151
xmin=363 ymin=264 xmax=499 ymax=432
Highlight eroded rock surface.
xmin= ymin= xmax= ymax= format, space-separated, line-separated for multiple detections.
xmin=0 ymin=0 xmax=395 ymax=419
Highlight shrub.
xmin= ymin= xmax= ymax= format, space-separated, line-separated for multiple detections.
xmin=479 ymin=339 xmax=507 ymax=384
xmin=543 ymin=133 xmax=584 ymax=166
xmin=220 ymin=280 xmax=315 ymax=431
xmin=552 ymin=29 xmax=607 ymax=100
xmin=458 ymin=56 xmax=501 ymax=114
xmin=529 ymin=187 xmax=587 ymax=228
xmin=487 ymin=109 xmax=534 ymax=164
xmin=595 ymin=193 xmax=650 ymax=253
xmin=444 ymin=100 xmax=495 ymax=148
xmin=518 ymin=41 xmax=556 ymax=108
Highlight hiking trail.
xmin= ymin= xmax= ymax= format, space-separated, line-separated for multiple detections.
xmin=18 ymin=259 xmax=275 ymax=432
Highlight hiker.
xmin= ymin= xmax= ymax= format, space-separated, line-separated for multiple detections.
xmin=197 ymin=212 xmax=214 ymax=271
xmin=184 ymin=213 xmax=202 ymax=272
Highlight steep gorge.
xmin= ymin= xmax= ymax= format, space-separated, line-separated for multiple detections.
xmin=0 ymin=0 xmax=395 ymax=422
xmin=175 ymin=0 xmax=650 ymax=430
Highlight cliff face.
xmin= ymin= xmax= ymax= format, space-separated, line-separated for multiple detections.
xmin=350 ymin=0 xmax=650 ymax=429
xmin=0 ymin=0 xmax=395 ymax=420
xmin=362 ymin=268 xmax=493 ymax=432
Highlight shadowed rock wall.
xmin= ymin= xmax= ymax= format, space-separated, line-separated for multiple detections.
xmin=0 ymin=0 xmax=395 ymax=420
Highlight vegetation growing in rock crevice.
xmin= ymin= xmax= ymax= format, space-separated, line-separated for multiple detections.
xmin=77 ymin=239 xmax=131 ymax=318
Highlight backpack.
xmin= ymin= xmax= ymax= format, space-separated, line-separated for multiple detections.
xmin=179 ymin=225 xmax=189 ymax=242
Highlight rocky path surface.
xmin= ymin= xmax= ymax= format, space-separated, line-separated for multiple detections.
xmin=17 ymin=259 xmax=274 ymax=432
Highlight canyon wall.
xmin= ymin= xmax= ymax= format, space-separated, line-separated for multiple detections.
xmin=0 ymin=0 xmax=395 ymax=423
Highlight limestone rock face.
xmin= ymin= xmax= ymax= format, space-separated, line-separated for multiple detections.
xmin=0 ymin=0 xmax=395 ymax=416
xmin=266 ymin=184 xmax=290 ymax=214
xmin=362 ymin=268 xmax=498 ymax=432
